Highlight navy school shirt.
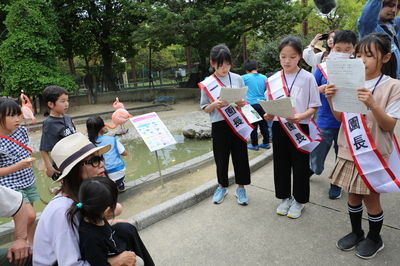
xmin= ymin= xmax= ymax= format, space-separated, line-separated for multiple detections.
xmin=39 ymin=114 xmax=76 ymax=152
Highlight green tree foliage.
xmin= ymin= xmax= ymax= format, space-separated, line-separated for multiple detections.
xmin=256 ymin=35 xmax=312 ymax=75
xmin=0 ymin=0 xmax=11 ymax=43
xmin=146 ymin=0 xmax=307 ymax=80
xmin=135 ymin=48 xmax=176 ymax=72
xmin=0 ymin=0 xmax=76 ymax=97
xmin=52 ymin=0 xmax=148 ymax=91
xmin=303 ymin=0 xmax=368 ymax=34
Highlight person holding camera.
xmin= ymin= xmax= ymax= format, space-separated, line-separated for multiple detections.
xmin=358 ymin=0 xmax=400 ymax=79
xmin=303 ymin=31 xmax=338 ymax=73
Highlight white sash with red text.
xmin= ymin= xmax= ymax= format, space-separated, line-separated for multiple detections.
xmin=317 ymin=62 xmax=328 ymax=80
xmin=343 ymin=112 xmax=400 ymax=193
xmin=198 ymin=75 xmax=254 ymax=142
xmin=266 ymin=71 xmax=321 ymax=154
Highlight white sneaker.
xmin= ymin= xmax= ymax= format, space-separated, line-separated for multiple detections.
xmin=276 ymin=197 xmax=293 ymax=216
xmin=287 ymin=200 xmax=304 ymax=219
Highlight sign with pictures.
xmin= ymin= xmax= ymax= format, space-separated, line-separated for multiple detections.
xmin=129 ymin=112 xmax=176 ymax=152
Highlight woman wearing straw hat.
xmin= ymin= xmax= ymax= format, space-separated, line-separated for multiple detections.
xmin=32 ymin=133 xmax=143 ymax=266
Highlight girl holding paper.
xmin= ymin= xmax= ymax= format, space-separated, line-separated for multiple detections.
xmin=264 ymin=36 xmax=321 ymax=219
xmin=198 ymin=45 xmax=252 ymax=206
xmin=325 ymin=32 xmax=400 ymax=259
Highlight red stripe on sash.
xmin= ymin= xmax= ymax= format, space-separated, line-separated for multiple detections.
xmin=198 ymin=76 xmax=253 ymax=142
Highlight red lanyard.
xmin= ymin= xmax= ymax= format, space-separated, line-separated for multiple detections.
xmin=0 ymin=135 xmax=32 ymax=155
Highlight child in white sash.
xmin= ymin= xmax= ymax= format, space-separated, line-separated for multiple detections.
xmin=264 ymin=36 xmax=321 ymax=219
xmin=325 ymin=33 xmax=400 ymax=259
xmin=199 ymin=45 xmax=251 ymax=205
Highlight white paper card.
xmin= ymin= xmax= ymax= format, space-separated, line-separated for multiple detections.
xmin=257 ymin=98 xmax=294 ymax=118
xmin=129 ymin=112 xmax=177 ymax=152
xmin=241 ymin=104 xmax=262 ymax=124
xmin=219 ymin=86 xmax=248 ymax=104
xmin=326 ymin=59 xmax=367 ymax=114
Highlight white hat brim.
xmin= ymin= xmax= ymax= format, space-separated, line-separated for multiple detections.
xmin=52 ymin=144 xmax=111 ymax=183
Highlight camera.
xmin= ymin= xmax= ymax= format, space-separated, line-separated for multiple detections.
xmin=319 ymin=33 xmax=329 ymax=40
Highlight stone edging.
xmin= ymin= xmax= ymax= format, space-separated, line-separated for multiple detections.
xmin=0 ymin=148 xmax=272 ymax=246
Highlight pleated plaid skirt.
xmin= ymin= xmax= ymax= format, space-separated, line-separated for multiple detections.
xmin=329 ymin=157 xmax=371 ymax=195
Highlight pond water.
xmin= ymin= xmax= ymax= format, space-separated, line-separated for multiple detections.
xmin=0 ymin=134 xmax=212 ymax=225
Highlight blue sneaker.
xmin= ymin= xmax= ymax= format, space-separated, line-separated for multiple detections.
xmin=247 ymin=144 xmax=259 ymax=151
xmin=258 ymin=143 xmax=271 ymax=149
xmin=235 ymin=187 xmax=249 ymax=205
xmin=213 ymin=187 xmax=228 ymax=204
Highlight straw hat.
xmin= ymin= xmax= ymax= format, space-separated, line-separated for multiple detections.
xmin=51 ymin=133 xmax=111 ymax=182
xmin=314 ymin=41 xmax=326 ymax=52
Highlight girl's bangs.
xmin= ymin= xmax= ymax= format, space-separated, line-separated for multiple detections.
xmin=216 ymin=51 xmax=232 ymax=67
xmin=1 ymin=100 xmax=22 ymax=116
xmin=356 ymin=40 xmax=373 ymax=56
xmin=6 ymin=106 xmax=21 ymax=116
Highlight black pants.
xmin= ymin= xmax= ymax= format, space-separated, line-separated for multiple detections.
xmin=250 ymin=104 xmax=270 ymax=145
xmin=272 ymin=122 xmax=310 ymax=203
xmin=212 ymin=120 xmax=251 ymax=188
xmin=113 ymin=223 xmax=155 ymax=266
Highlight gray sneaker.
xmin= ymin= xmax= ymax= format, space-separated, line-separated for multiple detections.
xmin=287 ymin=200 xmax=304 ymax=219
xmin=276 ymin=197 xmax=293 ymax=216
xmin=337 ymin=232 xmax=365 ymax=251
xmin=355 ymin=237 xmax=384 ymax=259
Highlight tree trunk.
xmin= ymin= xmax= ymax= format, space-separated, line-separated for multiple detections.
xmin=68 ymin=58 xmax=76 ymax=75
xmin=101 ymin=47 xmax=118 ymax=91
xmin=186 ymin=47 xmax=192 ymax=71
xmin=197 ymin=47 xmax=210 ymax=81
xmin=130 ymin=58 xmax=137 ymax=88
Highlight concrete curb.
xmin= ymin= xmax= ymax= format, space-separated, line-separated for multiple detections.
xmin=0 ymin=148 xmax=272 ymax=245
xmin=28 ymin=103 xmax=172 ymax=132
xmin=129 ymin=149 xmax=273 ymax=231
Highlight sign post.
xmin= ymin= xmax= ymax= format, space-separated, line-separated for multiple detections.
xmin=130 ymin=112 xmax=177 ymax=186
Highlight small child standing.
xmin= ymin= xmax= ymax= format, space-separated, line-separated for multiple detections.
xmin=67 ymin=176 xmax=154 ymax=265
xmin=0 ymin=98 xmax=38 ymax=245
xmin=86 ymin=115 xmax=128 ymax=192
xmin=199 ymin=44 xmax=253 ymax=205
xmin=325 ymin=32 xmax=400 ymax=259
xmin=242 ymin=59 xmax=271 ymax=151
xmin=264 ymin=36 xmax=321 ymax=219
xmin=40 ymin=85 xmax=76 ymax=180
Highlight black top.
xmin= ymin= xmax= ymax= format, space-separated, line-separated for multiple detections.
xmin=39 ymin=114 xmax=76 ymax=151
xmin=79 ymin=219 xmax=127 ymax=265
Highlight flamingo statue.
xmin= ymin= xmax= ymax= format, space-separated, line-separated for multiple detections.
xmin=105 ymin=108 xmax=133 ymax=135
xmin=113 ymin=97 xmax=125 ymax=110
xmin=20 ymin=91 xmax=37 ymax=129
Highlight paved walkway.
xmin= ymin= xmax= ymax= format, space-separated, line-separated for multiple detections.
xmin=135 ymin=149 xmax=400 ymax=265
xmin=3 ymin=101 xmax=400 ymax=264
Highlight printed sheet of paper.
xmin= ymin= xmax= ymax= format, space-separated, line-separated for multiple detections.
xmin=219 ymin=86 xmax=248 ymax=104
xmin=129 ymin=112 xmax=177 ymax=152
xmin=241 ymin=104 xmax=262 ymax=124
xmin=257 ymin=98 xmax=294 ymax=118
xmin=326 ymin=59 xmax=367 ymax=114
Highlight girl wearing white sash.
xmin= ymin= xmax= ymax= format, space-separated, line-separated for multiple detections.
xmin=199 ymin=45 xmax=251 ymax=205
xmin=264 ymin=36 xmax=321 ymax=219
xmin=325 ymin=33 xmax=400 ymax=259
